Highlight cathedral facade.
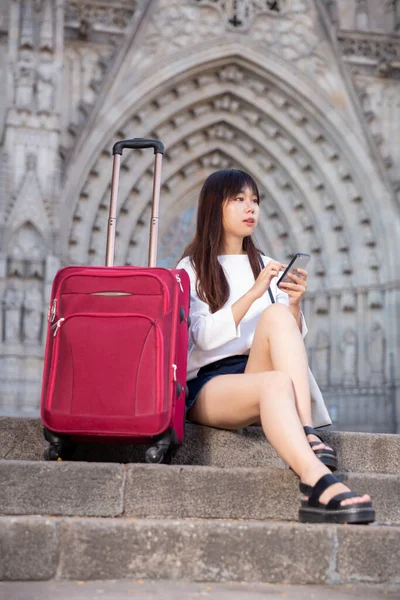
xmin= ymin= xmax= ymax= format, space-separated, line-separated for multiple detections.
xmin=0 ymin=0 xmax=399 ymax=432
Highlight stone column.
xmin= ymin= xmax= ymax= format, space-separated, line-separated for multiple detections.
xmin=0 ymin=0 xmax=65 ymax=416
xmin=355 ymin=0 xmax=370 ymax=31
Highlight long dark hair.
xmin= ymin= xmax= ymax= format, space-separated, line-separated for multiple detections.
xmin=182 ymin=169 xmax=262 ymax=313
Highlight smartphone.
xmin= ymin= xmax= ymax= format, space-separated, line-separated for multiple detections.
xmin=277 ymin=253 xmax=311 ymax=288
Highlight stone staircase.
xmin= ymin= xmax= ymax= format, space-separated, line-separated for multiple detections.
xmin=1 ymin=417 xmax=399 ymax=586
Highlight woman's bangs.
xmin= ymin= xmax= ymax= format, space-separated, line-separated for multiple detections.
xmin=223 ymin=170 xmax=259 ymax=202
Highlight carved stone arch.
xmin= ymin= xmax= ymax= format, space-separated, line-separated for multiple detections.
xmin=126 ymin=158 xmax=280 ymax=269
xmin=62 ymin=44 xmax=397 ymax=280
xmin=100 ymin=80 xmax=362 ymax=268
xmin=85 ymin=141 xmax=305 ymax=270
xmin=119 ymin=147 xmax=305 ymax=272
xmin=7 ymin=221 xmax=46 ymax=279
xmin=118 ymin=133 xmax=317 ymax=259
xmin=157 ymin=184 xmax=201 ymax=268
xmin=74 ymin=115 xmax=351 ymax=287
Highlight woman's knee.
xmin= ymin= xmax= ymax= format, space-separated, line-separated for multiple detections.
xmin=260 ymin=303 xmax=297 ymax=327
xmin=258 ymin=370 xmax=294 ymax=396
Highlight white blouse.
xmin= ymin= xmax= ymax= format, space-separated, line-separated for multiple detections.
xmin=176 ymin=254 xmax=307 ymax=381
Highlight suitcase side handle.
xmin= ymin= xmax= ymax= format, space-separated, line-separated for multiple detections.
xmin=106 ymin=138 xmax=164 ymax=268
xmin=112 ymin=138 xmax=165 ymax=156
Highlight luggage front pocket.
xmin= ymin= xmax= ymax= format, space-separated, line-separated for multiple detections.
xmin=47 ymin=313 xmax=164 ymax=419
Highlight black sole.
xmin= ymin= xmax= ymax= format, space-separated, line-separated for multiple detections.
xmin=299 ymin=506 xmax=375 ymax=525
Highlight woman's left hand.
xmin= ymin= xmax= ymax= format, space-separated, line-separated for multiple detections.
xmin=278 ymin=268 xmax=308 ymax=305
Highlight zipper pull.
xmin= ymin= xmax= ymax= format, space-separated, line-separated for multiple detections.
xmin=50 ymin=299 xmax=57 ymax=323
xmin=172 ymin=364 xmax=177 ymax=382
xmin=175 ymin=274 xmax=183 ymax=293
xmin=51 ymin=318 xmax=65 ymax=337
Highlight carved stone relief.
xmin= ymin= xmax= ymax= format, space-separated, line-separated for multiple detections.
xmin=22 ymin=284 xmax=43 ymax=344
xmin=7 ymin=222 xmax=46 ymax=280
xmin=2 ymin=285 xmax=24 ymax=344
xmin=340 ymin=328 xmax=358 ymax=385
xmin=5 ymin=153 xmax=52 ymax=235
xmin=61 ymin=44 xmax=114 ymax=154
xmin=131 ymin=0 xmax=329 ymax=81
xmin=354 ymin=76 xmax=400 ymax=176
xmin=193 ymin=0 xmax=288 ymax=30
xmin=66 ymin=60 xmax=387 ymax=300
xmin=336 ymin=0 xmax=398 ymax=33
xmin=65 ymin=0 xmax=137 ymax=35
xmin=37 ymin=61 xmax=55 ymax=114
xmin=313 ymin=329 xmax=330 ymax=385
xmin=367 ymin=322 xmax=386 ymax=384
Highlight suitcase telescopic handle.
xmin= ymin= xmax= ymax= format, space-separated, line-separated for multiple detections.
xmin=106 ymin=138 xmax=164 ymax=268
xmin=112 ymin=138 xmax=165 ymax=156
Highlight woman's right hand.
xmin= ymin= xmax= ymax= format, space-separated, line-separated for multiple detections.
xmin=250 ymin=260 xmax=285 ymax=300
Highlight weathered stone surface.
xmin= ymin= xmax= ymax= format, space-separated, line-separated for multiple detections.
xmin=1 ymin=580 xmax=398 ymax=600
xmin=59 ymin=518 xmax=334 ymax=584
xmin=340 ymin=472 xmax=400 ymax=525
xmin=124 ymin=464 xmax=298 ymax=520
xmin=1 ymin=418 xmax=400 ymax=475
xmin=0 ymin=461 xmax=398 ymax=525
xmin=0 ymin=461 xmax=124 ymax=517
xmin=1 ymin=517 xmax=400 ymax=584
xmin=0 ymin=418 xmax=45 ymax=461
xmin=323 ymin=431 xmax=400 ymax=476
xmin=336 ymin=526 xmax=400 ymax=585
xmin=0 ymin=517 xmax=58 ymax=580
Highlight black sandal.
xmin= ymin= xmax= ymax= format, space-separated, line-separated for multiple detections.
xmin=298 ymin=473 xmax=375 ymax=524
xmin=304 ymin=425 xmax=337 ymax=472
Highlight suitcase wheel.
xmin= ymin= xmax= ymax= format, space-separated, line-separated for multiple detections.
xmin=43 ymin=445 xmax=61 ymax=461
xmin=43 ymin=428 xmax=76 ymax=462
xmin=145 ymin=446 xmax=171 ymax=464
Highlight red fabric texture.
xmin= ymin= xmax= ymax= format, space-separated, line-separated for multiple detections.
xmin=41 ymin=266 xmax=189 ymax=442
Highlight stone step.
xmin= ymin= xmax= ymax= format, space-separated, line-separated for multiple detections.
xmin=1 ymin=417 xmax=400 ymax=474
xmin=2 ymin=580 xmax=398 ymax=600
xmin=0 ymin=461 xmax=399 ymax=524
xmin=1 ymin=516 xmax=399 ymax=585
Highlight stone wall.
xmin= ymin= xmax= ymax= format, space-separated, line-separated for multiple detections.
xmin=0 ymin=0 xmax=399 ymax=431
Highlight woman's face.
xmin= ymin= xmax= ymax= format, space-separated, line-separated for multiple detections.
xmin=222 ymin=186 xmax=260 ymax=239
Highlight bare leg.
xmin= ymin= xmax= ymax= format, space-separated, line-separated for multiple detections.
xmin=246 ymin=304 xmax=332 ymax=452
xmin=188 ymin=371 xmax=369 ymax=507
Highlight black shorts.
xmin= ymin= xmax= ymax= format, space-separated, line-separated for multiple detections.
xmin=186 ymin=355 xmax=248 ymax=413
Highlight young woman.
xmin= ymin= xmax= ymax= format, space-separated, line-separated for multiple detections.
xmin=176 ymin=169 xmax=374 ymax=525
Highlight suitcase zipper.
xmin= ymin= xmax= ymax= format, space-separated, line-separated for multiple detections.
xmin=55 ymin=270 xmax=172 ymax=313
xmin=51 ymin=318 xmax=64 ymax=337
xmin=48 ymin=299 xmax=57 ymax=323
xmin=175 ymin=274 xmax=183 ymax=292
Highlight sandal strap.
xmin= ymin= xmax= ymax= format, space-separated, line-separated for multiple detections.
xmin=303 ymin=425 xmax=321 ymax=440
xmin=305 ymin=426 xmax=336 ymax=457
xmin=326 ymin=491 xmax=358 ymax=510
xmin=299 ymin=482 xmax=312 ymax=496
xmin=308 ymin=473 xmax=339 ymax=507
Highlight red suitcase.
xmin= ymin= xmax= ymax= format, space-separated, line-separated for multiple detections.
xmin=40 ymin=139 xmax=190 ymax=464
